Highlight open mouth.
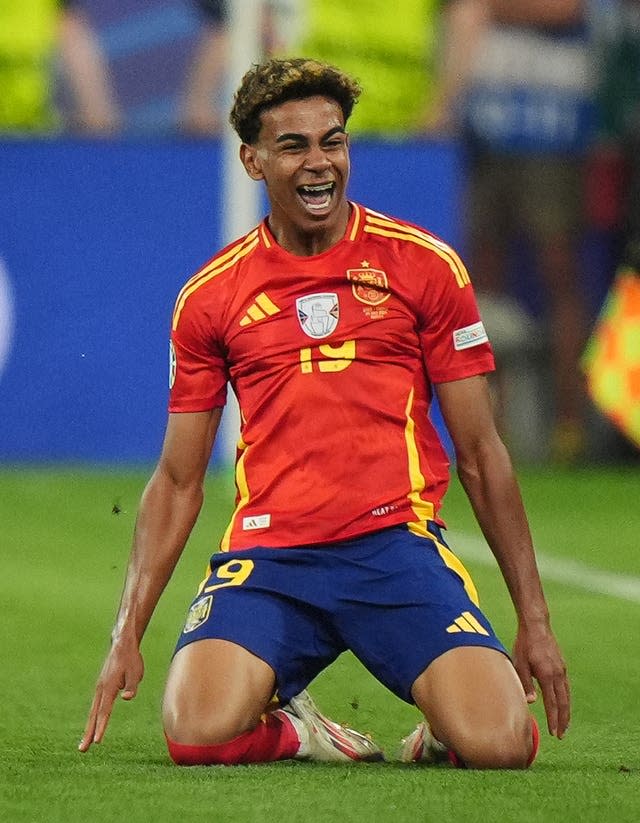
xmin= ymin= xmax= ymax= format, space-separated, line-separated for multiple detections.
xmin=297 ymin=182 xmax=335 ymax=211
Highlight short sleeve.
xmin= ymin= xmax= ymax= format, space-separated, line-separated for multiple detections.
xmin=417 ymin=250 xmax=495 ymax=384
xmin=169 ymin=293 xmax=228 ymax=412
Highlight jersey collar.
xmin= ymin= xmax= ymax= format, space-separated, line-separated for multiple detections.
xmin=258 ymin=202 xmax=364 ymax=253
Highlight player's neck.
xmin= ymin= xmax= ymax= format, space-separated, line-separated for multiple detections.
xmin=268 ymin=202 xmax=351 ymax=257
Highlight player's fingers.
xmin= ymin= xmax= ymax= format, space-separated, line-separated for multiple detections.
xmin=78 ymin=721 xmax=97 ymax=751
xmin=120 ymin=680 xmax=139 ymax=701
xmin=541 ymin=658 xmax=570 ymax=738
xmin=554 ymin=674 xmax=571 ymax=739
xmin=515 ymin=660 xmax=537 ymax=704
xmin=121 ymin=658 xmax=143 ymax=701
xmin=538 ymin=670 xmax=565 ymax=737
xmin=78 ymin=689 xmax=103 ymax=752
xmin=91 ymin=691 xmax=117 ymax=744
xmin=543 ymin=689 xmax=558 ymax=737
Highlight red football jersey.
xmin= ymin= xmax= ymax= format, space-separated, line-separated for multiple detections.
xmin=169 ymin=204 xmax=494 ymax=550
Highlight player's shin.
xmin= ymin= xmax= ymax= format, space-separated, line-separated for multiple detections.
xmin=165 ymin=710 xmax=299 ymax=765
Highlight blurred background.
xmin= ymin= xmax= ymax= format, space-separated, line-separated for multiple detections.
xmin=1 ymin=0 xmax=639 ymax=469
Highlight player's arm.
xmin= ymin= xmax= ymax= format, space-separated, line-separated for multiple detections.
xmin=179 ymin=20 xmax=229 ymax=136
xmin=422 ymin=0 xmax=491 ymax=135
xmin=435 ymin=375 xmax=570 ymax=739
xmin=57 ymin=7 xmax=121 ymax=134
xmin=487 ymin=0 xmax=582 ymax=27
xmin=79 ymin=408 xmax=221 ymax=752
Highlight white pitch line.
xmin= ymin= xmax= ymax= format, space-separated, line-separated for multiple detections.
xmin=449 ymin=531 xmax=640 ymax=605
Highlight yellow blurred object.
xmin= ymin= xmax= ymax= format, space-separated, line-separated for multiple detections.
xmin=0 ymin=0 xmax=61 ymax=132
xmin=582 ymin=269 xmax=640 ymax=448
xmin=550 ymin=419 xmax=587 ymax=465
xmin=296 ymin=0 xmax=439 ymax=136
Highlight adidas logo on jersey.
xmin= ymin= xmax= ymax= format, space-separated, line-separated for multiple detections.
xmin=446 ymin=611 xmax=490 ymax=635
xmin=239 ymin=292 xmax=281 ymax=326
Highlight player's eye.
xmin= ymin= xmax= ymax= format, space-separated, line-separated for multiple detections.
xmin=280 ymin=142 xmax=305 ymax=152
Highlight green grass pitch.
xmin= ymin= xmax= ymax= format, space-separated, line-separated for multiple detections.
xmin=1 ymin=464 xmax=639 ymax=822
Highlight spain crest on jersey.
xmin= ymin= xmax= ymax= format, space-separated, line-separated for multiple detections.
xmin=296 ymin=292 xmax=339 ymax=339
xmin=347 ymin=268 xmax=390 ymax=306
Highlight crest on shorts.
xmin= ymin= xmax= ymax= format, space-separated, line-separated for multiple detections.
xmin=182 ymin=595 xmax=212 ymax=634
xmin=296 ymin=292 xmax=339 ymax=339
xmin=347 ymin=268 xmax=390 ymax=306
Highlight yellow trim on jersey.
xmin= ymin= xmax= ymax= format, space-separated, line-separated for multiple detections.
xmin=174 ymin=230 xmax=259 ymax=310
xmin=408 ymin=520 xmax=480 ymax=606
xmin=172 ymin=232 xmax=260 ymax=330
xmin=365 ymin=212 xmax=469 ymax=274
xmin=363 ymin=213 xmax=470 ymax=288
xmin=220 ymin=435 xmax=250 ymax=552
xmin=349 ymin=203 xmax=362 ymax=240
xmin=403 ymin=388 xmax=435 ymax=523
xmin=259 ymin=223 xmax=272 ymax=248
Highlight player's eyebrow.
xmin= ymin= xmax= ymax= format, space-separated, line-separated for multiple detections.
xmin=275 ymin=126 xmax=346 ymax=144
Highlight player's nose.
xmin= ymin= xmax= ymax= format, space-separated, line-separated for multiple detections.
xmin=304 ymin=144 xmax=332 ymax=171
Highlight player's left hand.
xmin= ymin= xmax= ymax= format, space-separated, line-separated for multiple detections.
xmin=512 ymin=621 xmax=570 ymax=739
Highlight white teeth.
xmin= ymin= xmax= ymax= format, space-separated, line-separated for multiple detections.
xmin=301 ymin=183 xmax=333 ymax=192
xmin=298 ymin=182 xmax=334 ymax=212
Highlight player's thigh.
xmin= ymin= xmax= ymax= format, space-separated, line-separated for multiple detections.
xmin=163 ymin=637 xmax=276 ymax=744
xmin=412 ymin=645 xmax=530 ymax=752
xmin=336 ymin=524 xmax=508 ymax=702
xmin=164 ymin=547 xmax=345 ymax=742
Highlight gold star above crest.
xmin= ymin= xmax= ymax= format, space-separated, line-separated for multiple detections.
xmin=360 ymin=260 xmax=370 ymax=268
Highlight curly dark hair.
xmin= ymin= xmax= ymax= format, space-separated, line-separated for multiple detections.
xmin=229 ymin=57 xmax=362 ymax=144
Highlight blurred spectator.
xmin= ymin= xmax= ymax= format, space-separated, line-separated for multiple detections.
xmin=179 ymin=1 xmax=301 ymax=136
xmin=437 ymin=0 xmax=597 ymax=463
xmin=293 ymin=0 xmax=442 ymax=137
xmin=589 ymin=0 xmax=640 ymax=272
xmin=179 ymin=0 xmax=229 ymax=136
xmin=0 ymin=0 xmax=120 ymax=135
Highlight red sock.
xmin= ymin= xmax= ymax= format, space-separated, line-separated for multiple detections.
xmin=447 ymin=749 xmax=465 ymax=768
xmin=448 ymin=716 xmax=540 ymax=769
xmin=165 ymin=710 xmax=300 ymax=766
xmin=527 ymin=717 xmax=540 ymax=767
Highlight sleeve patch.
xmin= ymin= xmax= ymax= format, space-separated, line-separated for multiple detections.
xmin=453 ymin=321 xmax=489 ymax=351
xmin=169 ymin=340 xmax=177 ymax=388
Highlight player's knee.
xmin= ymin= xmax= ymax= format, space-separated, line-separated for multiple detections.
xmin=451 ymin=717 xmax=534 ymax=770
xmin=162 ymin=693 xmax=253 ymax=746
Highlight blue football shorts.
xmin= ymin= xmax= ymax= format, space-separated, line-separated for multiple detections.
xmin=173 ymin=523 xmax=507 ymax=704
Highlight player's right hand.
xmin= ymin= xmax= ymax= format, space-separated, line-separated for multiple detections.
xmin=78 ymin=638 xmax=144 ymax=752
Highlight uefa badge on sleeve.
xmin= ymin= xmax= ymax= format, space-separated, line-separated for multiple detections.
xmin=169 ymin=340 xmax=177 ymax=388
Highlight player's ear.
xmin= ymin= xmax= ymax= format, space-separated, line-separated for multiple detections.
xmin=240 ymin=143 xmax=264 ymax=181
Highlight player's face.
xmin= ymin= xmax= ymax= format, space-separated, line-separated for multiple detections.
xmin=241 ymin=95 xmax=351 ymax=254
